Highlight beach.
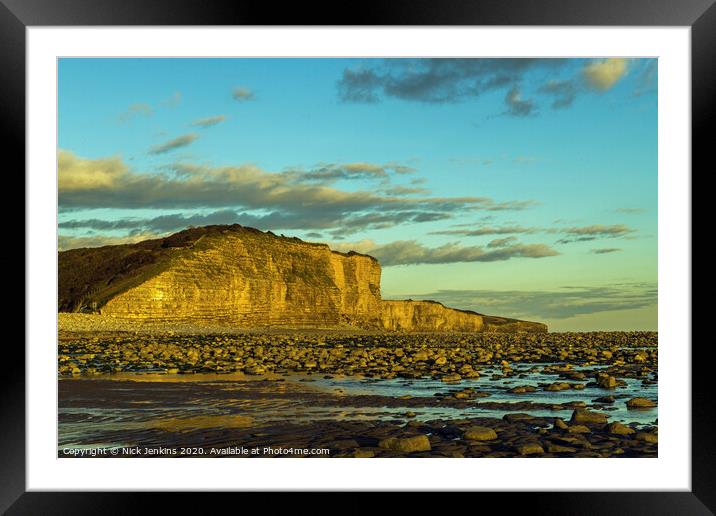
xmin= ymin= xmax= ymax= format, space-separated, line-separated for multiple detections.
xmin=58 ymin=328 xmax=657 ymax=458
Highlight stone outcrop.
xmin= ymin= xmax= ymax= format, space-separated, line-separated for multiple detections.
xmin=58 ymin=224 xmax=546 ymax=332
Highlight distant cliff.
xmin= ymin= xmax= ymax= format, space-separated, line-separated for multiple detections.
xmin=380 ymin=300 xmax=485 ymax=332
xmin=58 ymin=224 xmax=546 ymax=332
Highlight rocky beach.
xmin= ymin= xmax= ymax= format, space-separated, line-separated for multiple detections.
xmin=58 ymin=324 xmax=658 ymax=458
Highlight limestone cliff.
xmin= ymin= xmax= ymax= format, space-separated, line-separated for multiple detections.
xmin=58 ymin=224 xmax=546 ymax=332
xmin=379 ymin=300 xmax=547 ymax=333
xmin=380 ymin=300 xmax=485 ymax=332
xmin=60 ymin=225 xmax=381 ymax=328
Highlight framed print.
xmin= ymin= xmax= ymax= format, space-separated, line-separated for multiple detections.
xmin=7 ymin=0 xmax=710 ymax=513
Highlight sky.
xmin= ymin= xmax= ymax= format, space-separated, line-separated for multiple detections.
xmin=57 ymin=58 xmax=658 ymax=331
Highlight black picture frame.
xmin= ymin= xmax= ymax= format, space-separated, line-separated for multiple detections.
xmin=6 ymin=0 xmax=709 ymax=513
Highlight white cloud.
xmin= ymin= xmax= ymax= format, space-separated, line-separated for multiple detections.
xmin=582 ymin=58 xmax=629 ymax=91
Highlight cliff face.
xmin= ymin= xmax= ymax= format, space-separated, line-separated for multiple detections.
xmin=91 ymin=227 xmax=382 ymax=327
xmin=58 ymin=225 xmax=546 ymax=332
xmin=380 ymin=300 xmax=485 ymax=332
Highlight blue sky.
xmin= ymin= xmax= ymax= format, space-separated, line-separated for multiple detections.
xmin=58 ymin=58 xmax=657 ymax=331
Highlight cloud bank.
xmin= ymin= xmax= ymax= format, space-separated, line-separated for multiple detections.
xmin=338 ymin=58 xmax=631 ymax=115
xmin=432 ymin=223 xmax=635 ymax=244
xmin=337 ymin=59 xmax=558 ymax=104
xmin=58 ymin=150 xmax=535 ymax=237
xmin=330 ymin=239 xmax=558 ymax=266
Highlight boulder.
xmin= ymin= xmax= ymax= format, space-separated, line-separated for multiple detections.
xmin=545 ymin=382 xmax=571 ymax=391
xmin=515 ymin=443 xmax=545 ymax=455
xmin=508 ymin=385 xmax=537 ymax=394
xmin=635 ymin=432 xmax=658 ymax=444
xmin=607 ymin=422 xmax=635 ymax=435
xmin=553 ymin=418 xmax=569 ymax=430
xmin=570 ymin=409 xmax=609 ymax=425
xmin=597 ymin=375 xmax=617 ymax=389
xmin=626 ymin=397 xmax=657 ymax=409
xmin=378 ymin=435 xmax=432 ymax=453
xmin=463 ymin=426 xmax=498 ymax=441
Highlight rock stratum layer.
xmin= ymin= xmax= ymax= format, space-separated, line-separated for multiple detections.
xmin=58 ymin=225 xmax=546 ymax=333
